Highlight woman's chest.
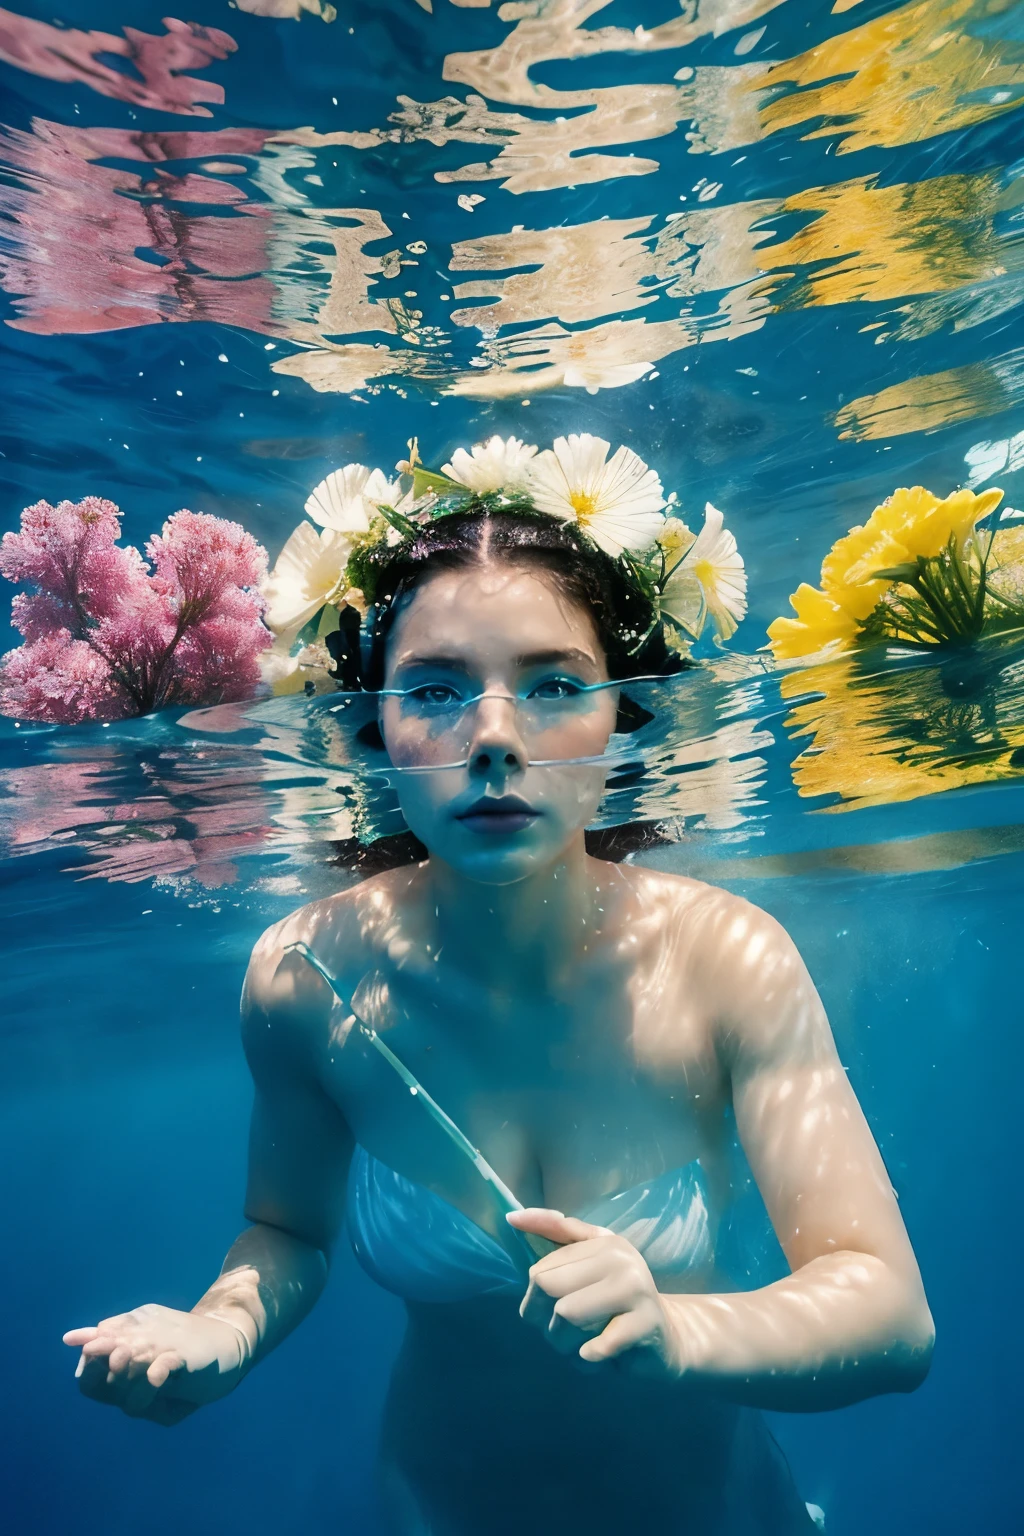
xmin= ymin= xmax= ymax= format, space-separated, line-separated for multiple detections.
xmin=320 ymin=953 xmax=726 ymax=1223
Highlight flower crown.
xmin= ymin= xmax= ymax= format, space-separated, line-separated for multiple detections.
xmin=261 ymin=434 xmax=747 ymax=694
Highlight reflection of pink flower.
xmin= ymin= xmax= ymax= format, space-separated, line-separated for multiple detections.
xmin=0 ymin=10 xmax=236 ymax=116
xmin=0 ymin=119 xmax=280 ymax=336
xmin=0 ymin=120 xmax=277 ymax=336
xmin=0 ymin=753 xmax=274 ymax=889
xmin=0 ymin=498 xmax=270 ymax=723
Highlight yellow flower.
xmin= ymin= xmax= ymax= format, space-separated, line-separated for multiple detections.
xmin=822 ymin=522 xmax=913 ymax=595
xmin=770 ymin=484 xmax=1005 ymax=659
xmin=826 ymin=486 xmax=1003 ymax=587
xmin=897 ymin=485 xmax=1002 ymax=559
xmin=766 ymin=583 xmax=862 ymax=660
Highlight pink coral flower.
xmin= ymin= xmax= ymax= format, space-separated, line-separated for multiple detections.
xmin=0 ymin=497 xmax=271 ymax=723
xmin=148 ymin=510 xmax=267 ymax=622
xmin=0 ymin=630 xmax=126 ymax=724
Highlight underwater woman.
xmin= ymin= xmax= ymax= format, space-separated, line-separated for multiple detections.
xmin=65 ymin=439 xmax=934 ymax=1534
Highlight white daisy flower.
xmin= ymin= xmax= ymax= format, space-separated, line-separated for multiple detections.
xmin=526 ymin=433 xmax=666 ymax=557
xmin=441 ymin=435 xmax=538 ymax=494
xmin=262 ymin=521 xmax=358 ymax=637
xmin=660 ymin=503 xmax=747 ymax=642
xmin=304 ymin=463 xmax=400 ymax=534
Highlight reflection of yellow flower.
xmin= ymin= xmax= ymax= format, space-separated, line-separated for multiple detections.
xmin=769 ymin=484 xmax=1004 ymax=659
xmin=780 ymin=641 xmax=1024 ymax=810
xmin=988 ymin=525 xmax=1024 ymax=606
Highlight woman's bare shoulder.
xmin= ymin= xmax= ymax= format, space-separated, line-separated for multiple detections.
xmin=613 ymin=859 xmax=768 ymax=923
xmin=245 ymin=865 xmax=422 ymax=1012
xmin=614 ymin=861 xmax=799 ymax=982
xmin=622 ymin=862 xmax=826 ymax=1058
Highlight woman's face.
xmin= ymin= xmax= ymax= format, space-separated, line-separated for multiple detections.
xmin=378 ymin=561 xmax=618 ymax=885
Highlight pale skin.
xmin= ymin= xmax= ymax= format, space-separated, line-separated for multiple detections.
xmin=65 ymin=552 xmax=933 ymax=1466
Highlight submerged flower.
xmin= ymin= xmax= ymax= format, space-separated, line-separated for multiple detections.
xmin=660 ymin=503 xmax=747 ymax=643
xmin=260 ymin=634 xmax=337 ymax=697
xmin=441 ymin=435 xmax=538 ymax=494
xmin=766 ymin=584 xmax=863 ymax=660
xmin=262 ymin=521 xmax=356 ymax=637
xmin=304 ymin=464 xmax=399 ymax=535
xmin=527 ymin=433 xmax=666 ymax=557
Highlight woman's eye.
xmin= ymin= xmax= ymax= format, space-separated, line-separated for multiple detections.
xmin=408 ymin=684 xmax=461 ymax=708
xmin=529 ymin=677 xmax=582 ymax=702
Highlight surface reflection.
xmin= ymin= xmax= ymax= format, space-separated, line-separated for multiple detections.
xmin=780 ymin=635 xmax=1024 ymax=809
xmin=1 ymin=0 xmax=1022 ymax=414
xmin=0 ymin=8 xmax=234 ymax=115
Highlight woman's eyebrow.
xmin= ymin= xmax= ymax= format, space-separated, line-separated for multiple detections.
xmin=515 ymin=648 xmax=597 ymax=669
xmin=393 ymin=652 xmax=471 ymax=672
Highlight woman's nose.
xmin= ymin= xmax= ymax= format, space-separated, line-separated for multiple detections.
xmin=467 ymin=692 xmax=528 ymax=778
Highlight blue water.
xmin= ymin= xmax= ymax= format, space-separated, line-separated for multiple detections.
xmin=3 ymin=0 xmax=1024 ymax=1530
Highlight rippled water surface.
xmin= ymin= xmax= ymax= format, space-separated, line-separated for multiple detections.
xmin=3 ymin=1 xmax=1024 ymax=1532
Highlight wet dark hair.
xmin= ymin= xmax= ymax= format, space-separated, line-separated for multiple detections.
xmin=327 ymin=501 xmax=689 ymax=692
xmin=325 ymin=502 xmax=689 ymax=871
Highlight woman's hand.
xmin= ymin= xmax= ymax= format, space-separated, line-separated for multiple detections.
xmin=63 ymin=1303 xmax=253 ymax=1426
xmin=508 ymin=1208 xmax=680 ymax=1378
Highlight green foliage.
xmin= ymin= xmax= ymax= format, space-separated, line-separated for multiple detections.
xmin=861 ymin=532 xmax=1024 ymax=649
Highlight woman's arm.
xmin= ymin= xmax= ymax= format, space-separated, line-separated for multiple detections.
xmin=64 ymin=918 xmax=353 ymax=1424
xmin=512 ymin=895 xmax=934 ymax=1410
xmin=664 ymin=899 xmax=934 ymax=1409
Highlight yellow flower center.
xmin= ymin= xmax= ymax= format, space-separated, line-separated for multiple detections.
xmin=569 ymin=490 xmax=598 ymax=522
xmin=693 ymin=558 xmax=715 ymax=587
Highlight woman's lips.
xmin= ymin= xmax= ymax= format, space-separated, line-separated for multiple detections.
xmin=455 ymin=798 xmax=540 ymax=835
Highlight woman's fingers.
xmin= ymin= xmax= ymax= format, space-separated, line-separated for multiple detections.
xmin=519 ymin=1252 xmax=612 ymax=1327
xmin=73 ymin=1333 xmax=118 ymax=1379
xmin=579 ymin=1307 xmax=658 ymax=1364
xmin=516 ymin=1224 xmax=670 ymax=1373
xmin=63 ymin=1302 xmax=241 ymax=1419
xmin=146 ymin=1351 xmax=184 ymax=1390
xmin=63 ymin=1326 xmax=99 ymax=1347
xmin=79 ymin=1332 xmax=119 ymax=1360
xmin=507 ymin=1208 xmax=609 ymax=1245
xmin=106 ymin=1344 xmax=135 ymax=1376
xmin=551 ymin=1279 xmax=627 ymax=1335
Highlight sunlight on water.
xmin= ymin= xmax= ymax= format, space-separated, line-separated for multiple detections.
xmin=3 ymin=4 xmax=1024 ymax=1535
